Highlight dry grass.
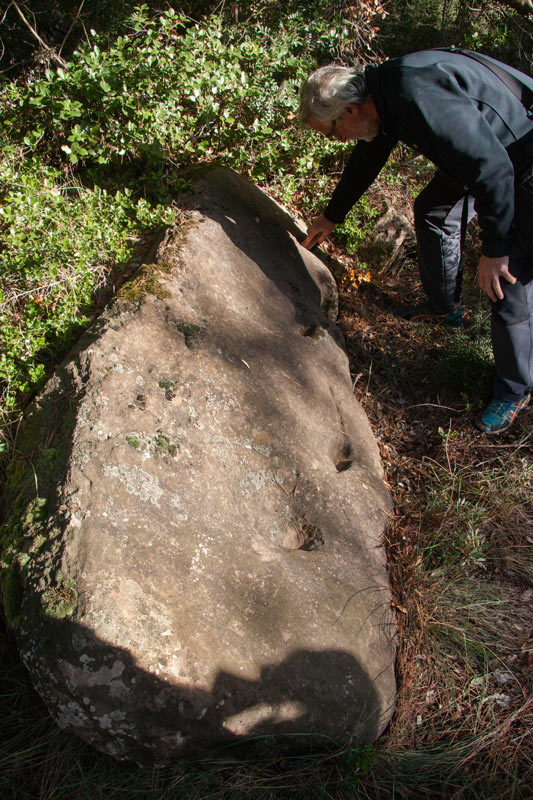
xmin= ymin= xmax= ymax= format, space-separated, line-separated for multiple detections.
xmin=326 ymin=230 xmax=533 ymax=797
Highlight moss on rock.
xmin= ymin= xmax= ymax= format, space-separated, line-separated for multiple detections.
xmin=117 ymin=262 xmax=175 ymax=306
xmin=1 ymin=390 xmax=80 ymax=630
xmin=176 ymin=322 xmax=203 ymax=349
xmin=41 ymin=575 xmax=78 ymax=620
xmin=154 ymin=434 xmax=177 ymax=457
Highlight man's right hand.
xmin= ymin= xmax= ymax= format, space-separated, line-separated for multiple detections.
xmin=477 ymin=254 xmax=516 ymax=302
xmin=301 ymin=215 xmax=337 ymax=249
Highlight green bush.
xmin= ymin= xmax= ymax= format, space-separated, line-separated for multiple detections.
xmin=0 ymin=149 xmax=175 ymax=412
xmin=3 ymin=6 xmax=341 ymax=177
xmin=1 ymin=2 xmax=376 ymax=421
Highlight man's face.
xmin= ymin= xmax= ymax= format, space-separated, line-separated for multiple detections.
xmin=308 ymin=103 xmax=379 ymax=143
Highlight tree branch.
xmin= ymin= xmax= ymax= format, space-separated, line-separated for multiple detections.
xmin=10 ymin=0 xmax=68 ymax=67
xmin=496 ymin=0 xmax=533 ymax=18
xmin=59 ymin=0 xmax=86 ymax=58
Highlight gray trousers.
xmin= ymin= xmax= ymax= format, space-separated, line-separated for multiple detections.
xmin=414 ymin=170 xmax=533 ymax=402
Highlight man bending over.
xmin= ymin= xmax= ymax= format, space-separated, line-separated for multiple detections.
xmin=299 ymin=49 xmax=533 ymax=435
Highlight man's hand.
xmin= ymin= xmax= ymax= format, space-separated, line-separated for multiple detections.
xmin=302 ymin=215 xmax=337 ymax=250
xmin=478 ymin=254 xmax=516 ymax=302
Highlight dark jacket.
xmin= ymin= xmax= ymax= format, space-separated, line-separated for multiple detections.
xmin=323 ymin=50 xmax=533 ymax=257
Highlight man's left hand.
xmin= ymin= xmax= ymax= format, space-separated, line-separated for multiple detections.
xmin=478 ymin=255 xmax=516 ymax=302
xmin=301 ymin=215 xmax=337 ymax=250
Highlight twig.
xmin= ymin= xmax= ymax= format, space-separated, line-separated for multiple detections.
xmin=272 ymin=473 xmax=290 ymax=496
xmin=0 ymin=267 xmax=106 ymax=310
xmin=10 ymin=0 xmax=67 ymax=67
xmin=58 ymin=0 xmax=85 ymax=58
xmin=406 ymin=403 xmax=461 ymax=412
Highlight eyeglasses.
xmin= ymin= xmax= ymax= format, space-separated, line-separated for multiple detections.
xmin=327 ymin=113 xmax=344 ymax=140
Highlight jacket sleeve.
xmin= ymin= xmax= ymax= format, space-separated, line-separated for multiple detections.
xmin=323 ymin=134 xmax=396 ymax=223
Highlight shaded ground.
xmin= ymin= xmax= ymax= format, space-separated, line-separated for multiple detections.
xmin=329 ymin=230 xmax=533 ymax=795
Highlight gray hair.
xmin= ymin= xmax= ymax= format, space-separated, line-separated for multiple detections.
xmin=298 ymin=64 xmax=370 ymax=124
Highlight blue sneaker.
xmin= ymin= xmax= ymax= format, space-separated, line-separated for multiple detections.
xmin=476 ymin=395 xmax=530 ymax=436
xmin=393 ymin=300 xmax=462 ymax=329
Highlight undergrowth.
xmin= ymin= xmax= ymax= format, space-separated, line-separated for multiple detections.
xmin=0 ymin=1 xmax=371 ymax=425
xmin=0 ymin=149 xmax=175 ymax=416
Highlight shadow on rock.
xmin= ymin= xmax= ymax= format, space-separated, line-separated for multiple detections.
xmin=19 ymin=614 xmax=387 ymax=764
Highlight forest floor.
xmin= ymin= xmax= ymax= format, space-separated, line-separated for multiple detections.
xmin=329 ymin=231 xmax=533 ymax=797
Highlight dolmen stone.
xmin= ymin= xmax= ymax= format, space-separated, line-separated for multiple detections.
xmin=1 ymin=166 xmax=396 ymax=763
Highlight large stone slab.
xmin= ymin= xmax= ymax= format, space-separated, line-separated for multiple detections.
xmin=1 ymin=167 xmax=396 ymax=763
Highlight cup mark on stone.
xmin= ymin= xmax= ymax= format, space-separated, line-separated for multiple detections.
xmin=128 ymin=394 xmax=147 ymax=411
xmin=281 ymin=517 xmax=324 ymax=551
xmin=333 ymin=437 xmax=354 ymax=473
xmin=300 ymin=322 xmax=326 ymax=340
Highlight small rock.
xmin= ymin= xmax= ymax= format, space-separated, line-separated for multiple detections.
xmin=493 ymin=670 xmax=513 ymax=686
xmin=484 ymin=693 xmax=512 ymax=710
xmin=425 ymin=689 xmax=437 ymax=704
